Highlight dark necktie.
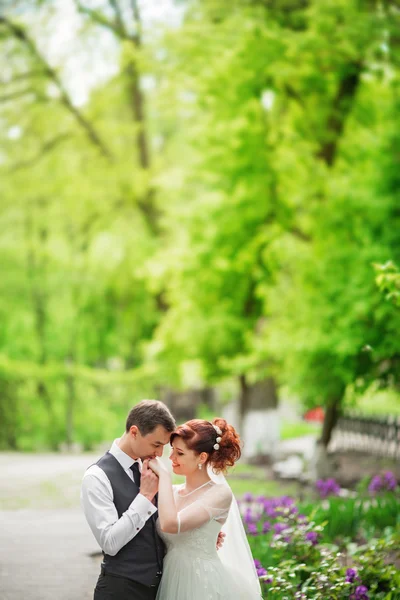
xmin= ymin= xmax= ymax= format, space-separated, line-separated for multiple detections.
xmin=130 ymin=462 xmax=141 ymax=488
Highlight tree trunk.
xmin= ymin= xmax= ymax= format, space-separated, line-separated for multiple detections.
xmin=248 ymin=377 xmax=279 ymax=410
xmin=318 ymin=63 xmax=362 ymax=168
xmin=321 ymin=398 xmax=341 ymax=447
xmin=0 ymin=378 xmax=18 ymax=450
xmin=126 ymin=4 xmax=160 ymax=234
xmin=65 ymin=357 xmax=76 ymax=450
xmin=238 ymin=374 xmax=251 ymax=433
xmin=25 ymin=208 xmax=57 ymax=449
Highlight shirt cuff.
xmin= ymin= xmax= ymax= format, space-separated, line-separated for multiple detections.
xmin=130 ymin=493 xmax=157 ymax=520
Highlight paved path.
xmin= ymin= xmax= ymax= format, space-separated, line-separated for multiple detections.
xmin=0 ymin=509 xmax=101 ymax=600
xmin=0 ymin=452 xmax=103 ymax=600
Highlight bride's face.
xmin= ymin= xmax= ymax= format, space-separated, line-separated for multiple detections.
xmin=169 ymin=438 xmax=200 ymax=475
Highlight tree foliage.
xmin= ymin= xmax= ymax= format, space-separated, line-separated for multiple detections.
xmin=0 ymin=0 xmax=399 ymax=449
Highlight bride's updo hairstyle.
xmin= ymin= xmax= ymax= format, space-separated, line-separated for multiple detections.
xmin=170 ymin=418 xmax=241 ymax=473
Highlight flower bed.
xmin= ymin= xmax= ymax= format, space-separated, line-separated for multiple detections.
xmin=242 ymin=472 xmax=400 ymax=599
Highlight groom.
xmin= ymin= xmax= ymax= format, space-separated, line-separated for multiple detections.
xmin=81 ymin=399 xmax=176 ymax=600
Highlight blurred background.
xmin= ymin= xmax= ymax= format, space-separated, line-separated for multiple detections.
xmin=1 ymin=0 xmax=400 ymax=598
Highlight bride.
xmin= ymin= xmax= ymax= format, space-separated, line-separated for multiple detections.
xmin=148 ymin=418 xmax=262 ymax=600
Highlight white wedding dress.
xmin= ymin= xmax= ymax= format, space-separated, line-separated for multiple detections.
xmin=156 ymin=481 xmax=262 ymax=600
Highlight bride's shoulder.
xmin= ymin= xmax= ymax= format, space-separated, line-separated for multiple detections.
xmin=207 ymin=482 xmax=233 ymax=502
xmin=211 ymin=482 xmax=232 ymax=492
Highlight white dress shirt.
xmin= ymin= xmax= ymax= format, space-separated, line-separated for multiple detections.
xmin=81 ymin=439 xmax=157 ymax=556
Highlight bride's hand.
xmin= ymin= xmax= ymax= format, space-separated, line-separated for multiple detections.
xmin=148 ymin=457 xmax=169 ymax=477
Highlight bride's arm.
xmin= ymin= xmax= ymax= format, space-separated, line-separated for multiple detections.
xmin=147 ymin=458 xmax=180 ymax=533
xmin=157 ymin=470 xmax=180 ymax=533
xmin=148 ymin=460 xmax=232 ymax=535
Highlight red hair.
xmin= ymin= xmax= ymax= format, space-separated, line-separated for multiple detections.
xmin=170 ymin=418 xmax=241 ymax=473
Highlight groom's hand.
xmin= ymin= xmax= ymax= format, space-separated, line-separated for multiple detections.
xmin=140 ymin=459 xmax=159 ymax=502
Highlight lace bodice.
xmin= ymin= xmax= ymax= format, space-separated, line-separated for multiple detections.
xmin=158 ymin=517 xmax=223 ymax=558
xmin=156 ymin=482 xmax=232 ymax=559
xmin=155 ymin=480 xmax=262 ymax=600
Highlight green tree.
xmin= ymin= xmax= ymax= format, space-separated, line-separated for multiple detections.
xmin=150 ymin=0 xmax=400 ymax=439
xmin=0 ymin=0 xmax=165 ymax=448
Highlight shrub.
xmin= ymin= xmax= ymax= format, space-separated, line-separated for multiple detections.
xmin=241 ymin=485 xmax=400 ymax=599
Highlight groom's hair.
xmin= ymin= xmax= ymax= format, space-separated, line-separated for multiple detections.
xmin=126 ymin=399 xmax=176 ymax=435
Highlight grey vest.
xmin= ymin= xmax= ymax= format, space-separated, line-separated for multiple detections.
xmin=96 ymin=452 xmax=165 ymax=586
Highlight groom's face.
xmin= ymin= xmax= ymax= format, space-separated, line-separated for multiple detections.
xmin=130 ymin=424 xmax=172 ymax=460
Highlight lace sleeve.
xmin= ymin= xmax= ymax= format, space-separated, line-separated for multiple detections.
xmin=177 ymin=484 xmax=232 ymax=534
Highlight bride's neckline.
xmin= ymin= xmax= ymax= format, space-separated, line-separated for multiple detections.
xmin=178 ymin=480 xmax=214 ymax=497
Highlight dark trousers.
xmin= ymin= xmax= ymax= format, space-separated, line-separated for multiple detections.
xmin=94 ymin=572 xmax=159 ymax=600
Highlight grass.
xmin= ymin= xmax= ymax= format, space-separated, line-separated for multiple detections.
xmin=228 ymin=463 xmax=298 ymax=498
xmin=172 ymin=462 xmax=299 ymax=499
xmin=229 ymin=463 xmax=268 ymax=477
xmin=355 ymin=387 xmax=400 ymax=416
xmin=280 ymin=420 xmax=321 ymax=440
xmin=227 ymin=477 xmax=298 ymax=498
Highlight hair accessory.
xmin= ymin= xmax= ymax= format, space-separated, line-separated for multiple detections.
xmin=212 ymin=423 xmax=222 ymax=451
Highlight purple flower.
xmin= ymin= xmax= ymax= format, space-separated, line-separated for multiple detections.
xmin=279 ymin=495 xmax=295 ymax=507
xmin=266 ymin=505 xmax=278 ymax=518
xmin=244 ymin=508 xmax=254 ymax=524
xmin=283 ymin=535 xmax=291 ymax=543
xmin=383 ymin=471 xmax=397 ymax=490
xmin=273 ymin=522 xmax=288 ymax=535
xmin=261 ymin=496 xmax=296 ymax=519
xmin=253 ymin=559 xmax=269 ymax=579
xmin=297 ymin=514 xmax=308 ymax=524
xmin=345 ymin=568 xmax=359 ymax=583
xmin=260 ymin=574 xmax=273 ymax=583
xmin=368 ymin=475 xmax=383 ymax=493
xmin=243 ymin=492 xmax=253 ymax=502
xmin=316 ymin=478 xmax=341 ymax=498
xmin=305 ymin=531 xmax=319 ymax=546
xmin=262 ymin=521 xmax=271 ymax=534
xmin=350 ymin=585 xmax=369 ymax=600
xmin=369 ymin=472 xmax=397 ymax=494
xmin=247 ymin=523 xmax=258 ymax=536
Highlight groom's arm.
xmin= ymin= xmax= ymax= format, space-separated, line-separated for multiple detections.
xmin=81 ymin=467 xmax=157 ymax=556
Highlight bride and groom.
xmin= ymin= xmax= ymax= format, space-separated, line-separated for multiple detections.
xmin=81 ymin=399 xmax=262 ymax=599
